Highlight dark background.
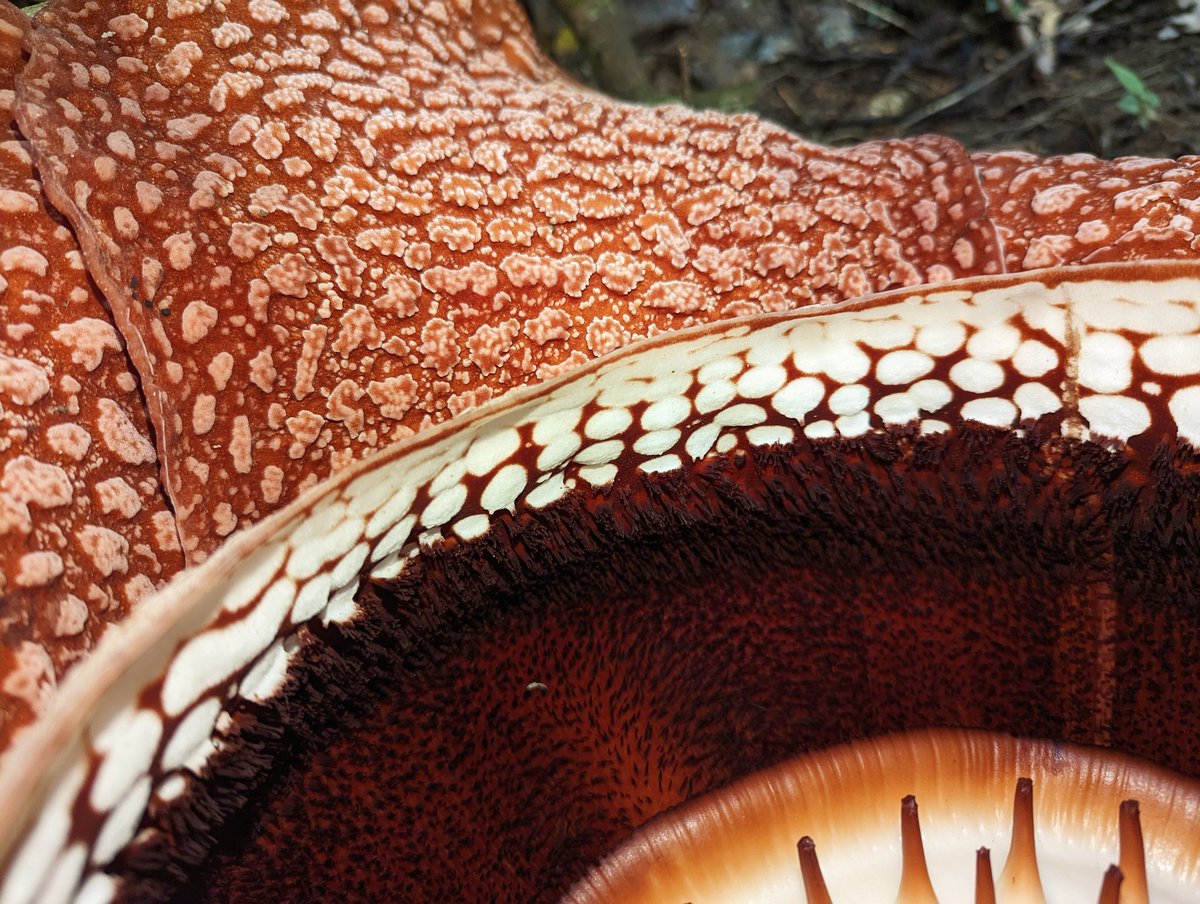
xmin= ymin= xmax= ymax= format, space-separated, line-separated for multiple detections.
xmin=523 ymin=0 xmax=1200 ymax=157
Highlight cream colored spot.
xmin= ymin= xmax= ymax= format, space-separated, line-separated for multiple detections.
xmin=55 ymin=595 xmax=89 ymax=637
xmin=293 ymin=326 xmax=327 ymax=400
xmin=168 ymin=0 xmax=211 ymax=17
xmin=253 ymin=121 xmax=290 ymax=160
xmin=0 ymin=246 xmax=49 ymax=277
xmin=192 ymin=395 xmax=217 ymax=435
xmin=286 ymin=410 xmax=324 ymax=458
xmin=0 ymin=456 xmax=73 ymax=534
xmin=367 ymin=375 xmax=418 ymax=420
xmin=0 ymin=189 xmax=38 ymax=214
xmin=97 ymin=399 xmax=155 ymax=464
xmin=156 ymin=40 xmax=203 ymax=83
xmin=136 ymin=181 xmax=163 ymax=215
xmin=1014 ymin=382 xmax=1061 ymax=421
xmin=113 ymin=207 xmax=140 ymax=239
xmin=296 ymin=116 xmax=340 ymax=162
xmin=586 ymin=317 xmax=630 ymax=357
xmin=915 ymin=321 xmax=967 ymax=357
xmin=261 ymin=465 xmax=285 ymax=504
xmin=1079 ymin=395 xmax=1151 ymax=442
xmin=1021 ymin=235 xmax=1075 ymax=270
xmin=77 ymin=525 xmax=130 ymax=577
xmin=95 ymin=477 xmax=142 ymax=519
xmin=166 ymin=114 xmax=212 ymax=141
xmin=0 ymin=354 xmax=51 ymax=406
xmin=46 ymin=424 xmax=91 ymax=461
xmin=644 ymin=281 xmax=707 ymax=314
xmin=949 ymin=358 xmax=1004 ymax=394
xmin=249 ymin=0 xmax=289 ymax=23
xmin=966 ymin=324 xmax=1021 ymax=362
xmin=229 ymin=222 xmax=272 ymax=260
xmin=1013 ymin=340 xmax=1058 ymax=379
xmin=94 ymin=156 xmax=118 ymax=182
xmin=1030 ymin=183 xmax=1090 ymax=216
xmin=15 ymin=552 xmax=64 ymax=588
xmin=209 ymin=352 xmax=235 ymax=391
xmin=105 ymin=130 xmax=136 ymax=160
xmin=124 ymin=574 xmax=156 ymax=605
xmin=249 ymin=347 xmax=277 ymax=393
xmin=1169 ymin=386 xmax=1200 ymax=445
xmin=427 ymin=215 xmax=482 ymax=253
xmin=50 ymin=318 xmax=120 ymax=371
xmin=152 ymin=511 xmax=181 ymax=552
xmin=1141 ymin=334 xmax=1200 ymax=377
xmin=213 ymin=501 xmax=236 ymax=535
xmin=961 ymin=397 xmax=1018 ymax=427
xmin=212 ymin=21 xmax=252 ymax=46
xmin=876 ymin=350 xmax=935 ymax=385
xmin=1078 ymin=332 xmax=1134 ymax=394
xmin=181 ymin=300 xmax=218 ymax=343
xmin=265 ymin=253 xmax=316 ymax=297
xmin=419 ymin=319 xmax=460 ymax=376
xmin=596 ymin=251 xmax=645 ymax=294
xmin=372 ymin=274 xmax=420 ymax=319
xmin=107 ymin=12 xmax=148 ymax=39
xmin=230 ymin=416 xmax=252 ymax=474
xmin=1 ymin=642 xmax=53 ymax=710
xmin=163 ymin=232 xmax=197 ymax=270
xmin=1075 ymin=220 xmax=1111 ymax=244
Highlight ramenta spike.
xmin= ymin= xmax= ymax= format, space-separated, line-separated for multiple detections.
xmin=1118 ymin=800 xmax=1150 ymax=904
xmin=976 ymin=847 xmax=997 ymax=904
xmin=896 ymin=795 xmax=939 ymax=904
xmin=797 ymin=836 xmax=834 ymax=904
xmin=1097 ymin=865 xmax=1124 ymax=904
xmin=999 ymin=777 xmax=1047 ymax=903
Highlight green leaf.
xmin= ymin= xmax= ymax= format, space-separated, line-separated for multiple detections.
xmin=1104 ymin=56 xmax=1161 ymax=129
xmin=1104 ymin=57 xmax=1153 ymax=102
xmin=552 ymin=26 xmax=579 ymax=56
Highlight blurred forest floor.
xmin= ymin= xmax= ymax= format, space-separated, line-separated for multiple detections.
xmin=523 ymin=0 xmax=1200 ymax=158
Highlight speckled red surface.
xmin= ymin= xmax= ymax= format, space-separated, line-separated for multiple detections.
xmin=0 ymin=5 xmax=182 ymax=750
xmin=17 ymin=0 xmax=999 ymax=561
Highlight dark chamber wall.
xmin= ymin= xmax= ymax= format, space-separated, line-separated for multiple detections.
xmin=122 ymin=424 xmax=1200 ymax=903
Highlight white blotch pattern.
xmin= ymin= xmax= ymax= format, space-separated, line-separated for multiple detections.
xmin=5 ymin=263 xmax=1200 ymax=903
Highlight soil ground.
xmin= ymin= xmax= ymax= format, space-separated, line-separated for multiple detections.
xmin=523 ymin=0 xmax=1200 ymax=159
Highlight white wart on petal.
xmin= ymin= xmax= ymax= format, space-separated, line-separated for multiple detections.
xmin=14 ymin=0 xmax=1002 ymax=560
xmin=0 ymin=3 xmax=182 ymax=754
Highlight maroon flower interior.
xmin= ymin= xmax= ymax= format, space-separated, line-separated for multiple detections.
xmin=95 ymin=421 xmax=1200 ymax=901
